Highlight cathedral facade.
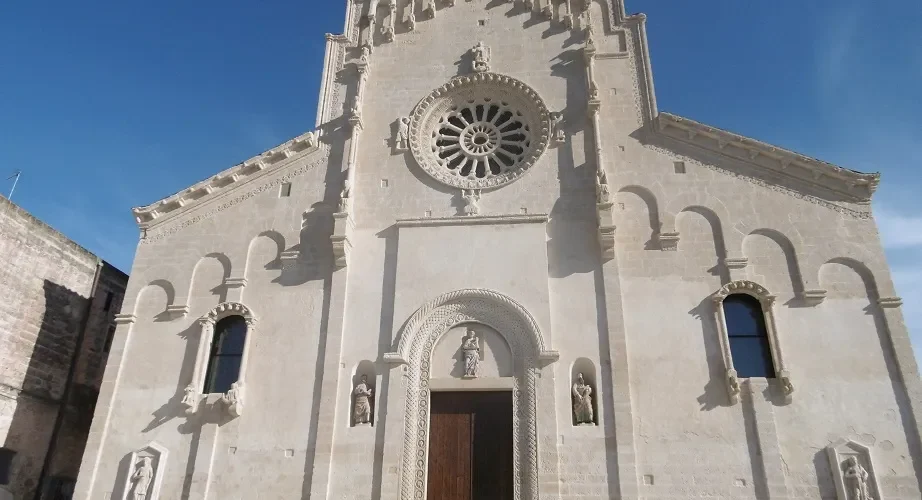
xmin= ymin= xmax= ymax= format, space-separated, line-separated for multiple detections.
xmin=75 ymin=1 xmax=922 ymax=499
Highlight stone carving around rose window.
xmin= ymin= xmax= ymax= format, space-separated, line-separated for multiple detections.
xmin=408 ymin=72 xmax=551 ymax=190
xmin=472 ymin=41 xmax=491 ymax=73
xmin=572 ymin=373 xmax=594 ymax=425
xmin=461 ymin=329 xmax=480 ymax=378
xmin=353 ymin=374 xmax=374 ymax=426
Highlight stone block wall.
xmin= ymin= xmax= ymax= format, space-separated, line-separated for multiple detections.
xmin=0 ymin=196 xmax=127 ymax=499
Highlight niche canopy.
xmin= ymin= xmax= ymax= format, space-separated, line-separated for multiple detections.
xmin=408 ymin=72 xmax=552 ymax=189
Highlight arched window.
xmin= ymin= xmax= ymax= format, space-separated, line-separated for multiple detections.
xmin=723 ymin=294 xmax=774 ymax=378
xmin=203 ymin=315 xmax=247 ymax=394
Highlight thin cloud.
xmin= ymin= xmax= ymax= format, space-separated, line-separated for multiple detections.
xmin=813 ymin=3 xmax=862 ymax=95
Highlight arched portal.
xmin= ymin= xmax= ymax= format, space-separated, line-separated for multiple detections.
xmin=385 ymin=289 xmax=558 ymax=500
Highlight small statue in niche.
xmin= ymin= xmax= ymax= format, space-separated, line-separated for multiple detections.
xmin=181 ymin=384 xmax=197 ymax=408
xmin=462 ymin=329 xmax=480 ymax=378
xmin=352 ymin=374 xmax=374 ymax=425
xmin=844 ymin=456 xmax=874 ymax=500
xmin=572 ymin=373 xmax=594 ymax=425
xmin=359 ymin=44 xmax=372 ymax=66
xmin=472 ymin=41 xmax=491 ymax=73
xmin=550 ymin=112 xmax=565 ymax=144
xmin=396 ymin=117 xmax=410 ymax=151
xmin=130 ymin=456 xmax=154 ymax=500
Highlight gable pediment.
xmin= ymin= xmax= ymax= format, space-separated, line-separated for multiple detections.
xmin=131 ymin=130 xmax=321 ymax=231
xmin=653 ymin=113 xmax=879 ymax=203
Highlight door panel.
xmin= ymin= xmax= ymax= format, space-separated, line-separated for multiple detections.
xmin=427 ymin=392 xmax=513 ymax=500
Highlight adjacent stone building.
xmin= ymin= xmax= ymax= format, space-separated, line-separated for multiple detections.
xmin=0 ymin=196 xmax=127 ymax=499
xmin=76 ymin=1 xmax=922 ymax=499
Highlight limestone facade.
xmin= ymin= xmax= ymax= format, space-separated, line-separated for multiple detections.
xmin=0 ymin=196 xmax=127 ymax=499
xmin=76 ymin=1 xmax=921 ymax=499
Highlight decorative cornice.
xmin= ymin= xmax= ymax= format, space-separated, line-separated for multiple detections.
xmin=655 ymin=113 xmax=880 ymax=202
xmin=132 ymin=130 xmax=320 ymax=230
xmin=395 ymin=214 xmax=549 ymax=228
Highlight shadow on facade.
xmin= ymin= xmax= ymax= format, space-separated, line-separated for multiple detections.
xmin=5 ymin=280 xmax=101 ymax=500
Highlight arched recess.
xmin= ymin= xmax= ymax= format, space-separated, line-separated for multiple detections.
xmin=384 ymin=289 xmax=559 ymax=500
xmin=662 ymin=194 xmax=741 ymax=259
xmin=818 ymin=257 xmax=880 ymax=301
xmin=615 ymin=185 xmax=662 ymax=249
xmin=676 ymin=206 xmax=730 ymax=282
xmin=244 ymin=231 xmax=285 ymax=287
xmin=187 ymin=253 xmax=231 ymax=313
xmin=132 ymin=280 xmax=175 ymax=322
xmin=742 ymin=229 xmax=805 ymax=298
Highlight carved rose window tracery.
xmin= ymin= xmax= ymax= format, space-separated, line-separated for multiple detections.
xmin=435 ymin=100 xmax=531 ymax=180
xmin=409 ymin=73 xmax=551 ymax=190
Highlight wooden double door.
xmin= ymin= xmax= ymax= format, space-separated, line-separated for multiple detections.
xmin=427 ymin=391 xmax=514 ymax=500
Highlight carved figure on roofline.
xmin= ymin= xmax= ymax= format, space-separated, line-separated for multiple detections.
xmin=844 ymin=456 xmax=874 ymax=500
xmin=353 ymin=374 xmax=374 ymax=425
xmin=130 ymin=456 xmax=154 ymax=500
xmin=462 ymin=329 xmax=480 ymax=378
xmin=572 ymin=373 xmax=594 ymax=425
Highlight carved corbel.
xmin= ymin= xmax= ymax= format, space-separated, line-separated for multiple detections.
xmin=280 ymin=250 xmax=300 ymax=270
xmin=331 ymin=212 xmax=355 ymax=268
xmin=800 ymin=289 xmax=828 ymax=306
xmin=165 ymin=304 xmax=190 ymax=319
xmin=657 ymin=232 xmax=680 ymax=251
xmin=726 ymin=368 xmax=741 ymax=404
xmin=723 ymin=257 xmax=749 ymax=270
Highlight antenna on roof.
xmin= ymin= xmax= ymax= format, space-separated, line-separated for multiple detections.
xmin=6 ymin=170 xmax=21 ymax=200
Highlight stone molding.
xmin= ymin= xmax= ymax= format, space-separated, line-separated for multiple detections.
xmin=394 ymin=213 xmax=548 ymax=228
xmin=132 ymin=131 xmax=320 ymax=229
xmin=113 ymin=313 xmax=137 ymax=325
xmin=655 ymin=113 xmax=879 ymax=202
xmin=712 ymin=280 xmax=792 ymax=404
xmin=384 ymin=288 xmax=558 ymax=500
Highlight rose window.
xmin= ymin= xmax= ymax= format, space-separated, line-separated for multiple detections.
xmin=408 ymin=73 xmax=551 ymax=189
xmin=435 ymin=101 xmax=531 ymax=179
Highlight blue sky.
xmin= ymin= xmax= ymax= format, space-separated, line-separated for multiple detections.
xmin=2 ymin=2 xmax=920 ymax=359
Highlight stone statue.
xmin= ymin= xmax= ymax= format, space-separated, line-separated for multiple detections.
xmin=353 ymin=374 xmax=374 ymax=425
xmin=305 ymin=130 xmax=317 ymax=148
xmin=462 ymin=330 xmax=480 ymax=378
xmin=595 ymin=168 xmax=610 ymax=203
xmin=396 ymin=117 xmax=410 ymax=151
xmin=550 ymin=112 xmax=565 ymax=144
xmin=472 ymin=41 xmax=491 ymax=73
xmin=462 ymin=189 xmax=481 ymax=216
xmin=407 ymin=11 xmax=417 ymax=31
xmin=844 ymin=456 xmax=874 ymax=500
xmin=359 ymin=44 xmax=372 ymax=66
xmin=181 ymin=384 xmax=197 ymax=407
xmin=222 ymin=381 xmax=244 ymax=417
xmin=130 ymin=456 xmax=154 ymax=500
xmin=572 ymin=373 xmax=594 ymax=425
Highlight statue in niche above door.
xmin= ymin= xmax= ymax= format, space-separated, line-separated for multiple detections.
xmin=462 ymin=329 xmax=480 ymax=378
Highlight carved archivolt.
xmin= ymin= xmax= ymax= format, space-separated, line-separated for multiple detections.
xmin=385 ymin=289 xmax=558 ymax=500
xmin=408 ymin=73 xmax=551 ymax=190
xmin=711 ymin=280 xmax=792 ymax=404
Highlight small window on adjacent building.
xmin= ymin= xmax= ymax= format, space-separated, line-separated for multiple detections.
xmin=103 ymin=323 xmax=117 ymax=353
xmin=723 ymin=294 xmax=774 ymax=378
xmin=0 ymin=448 xmax=15 ymax=485
xmin=203 ymin=316 xmax=248 ymax=394
xmin=279 ymin=182 xmax=292 ymax=197
xmin=103 ymin=291 xmax=114 ymax=311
